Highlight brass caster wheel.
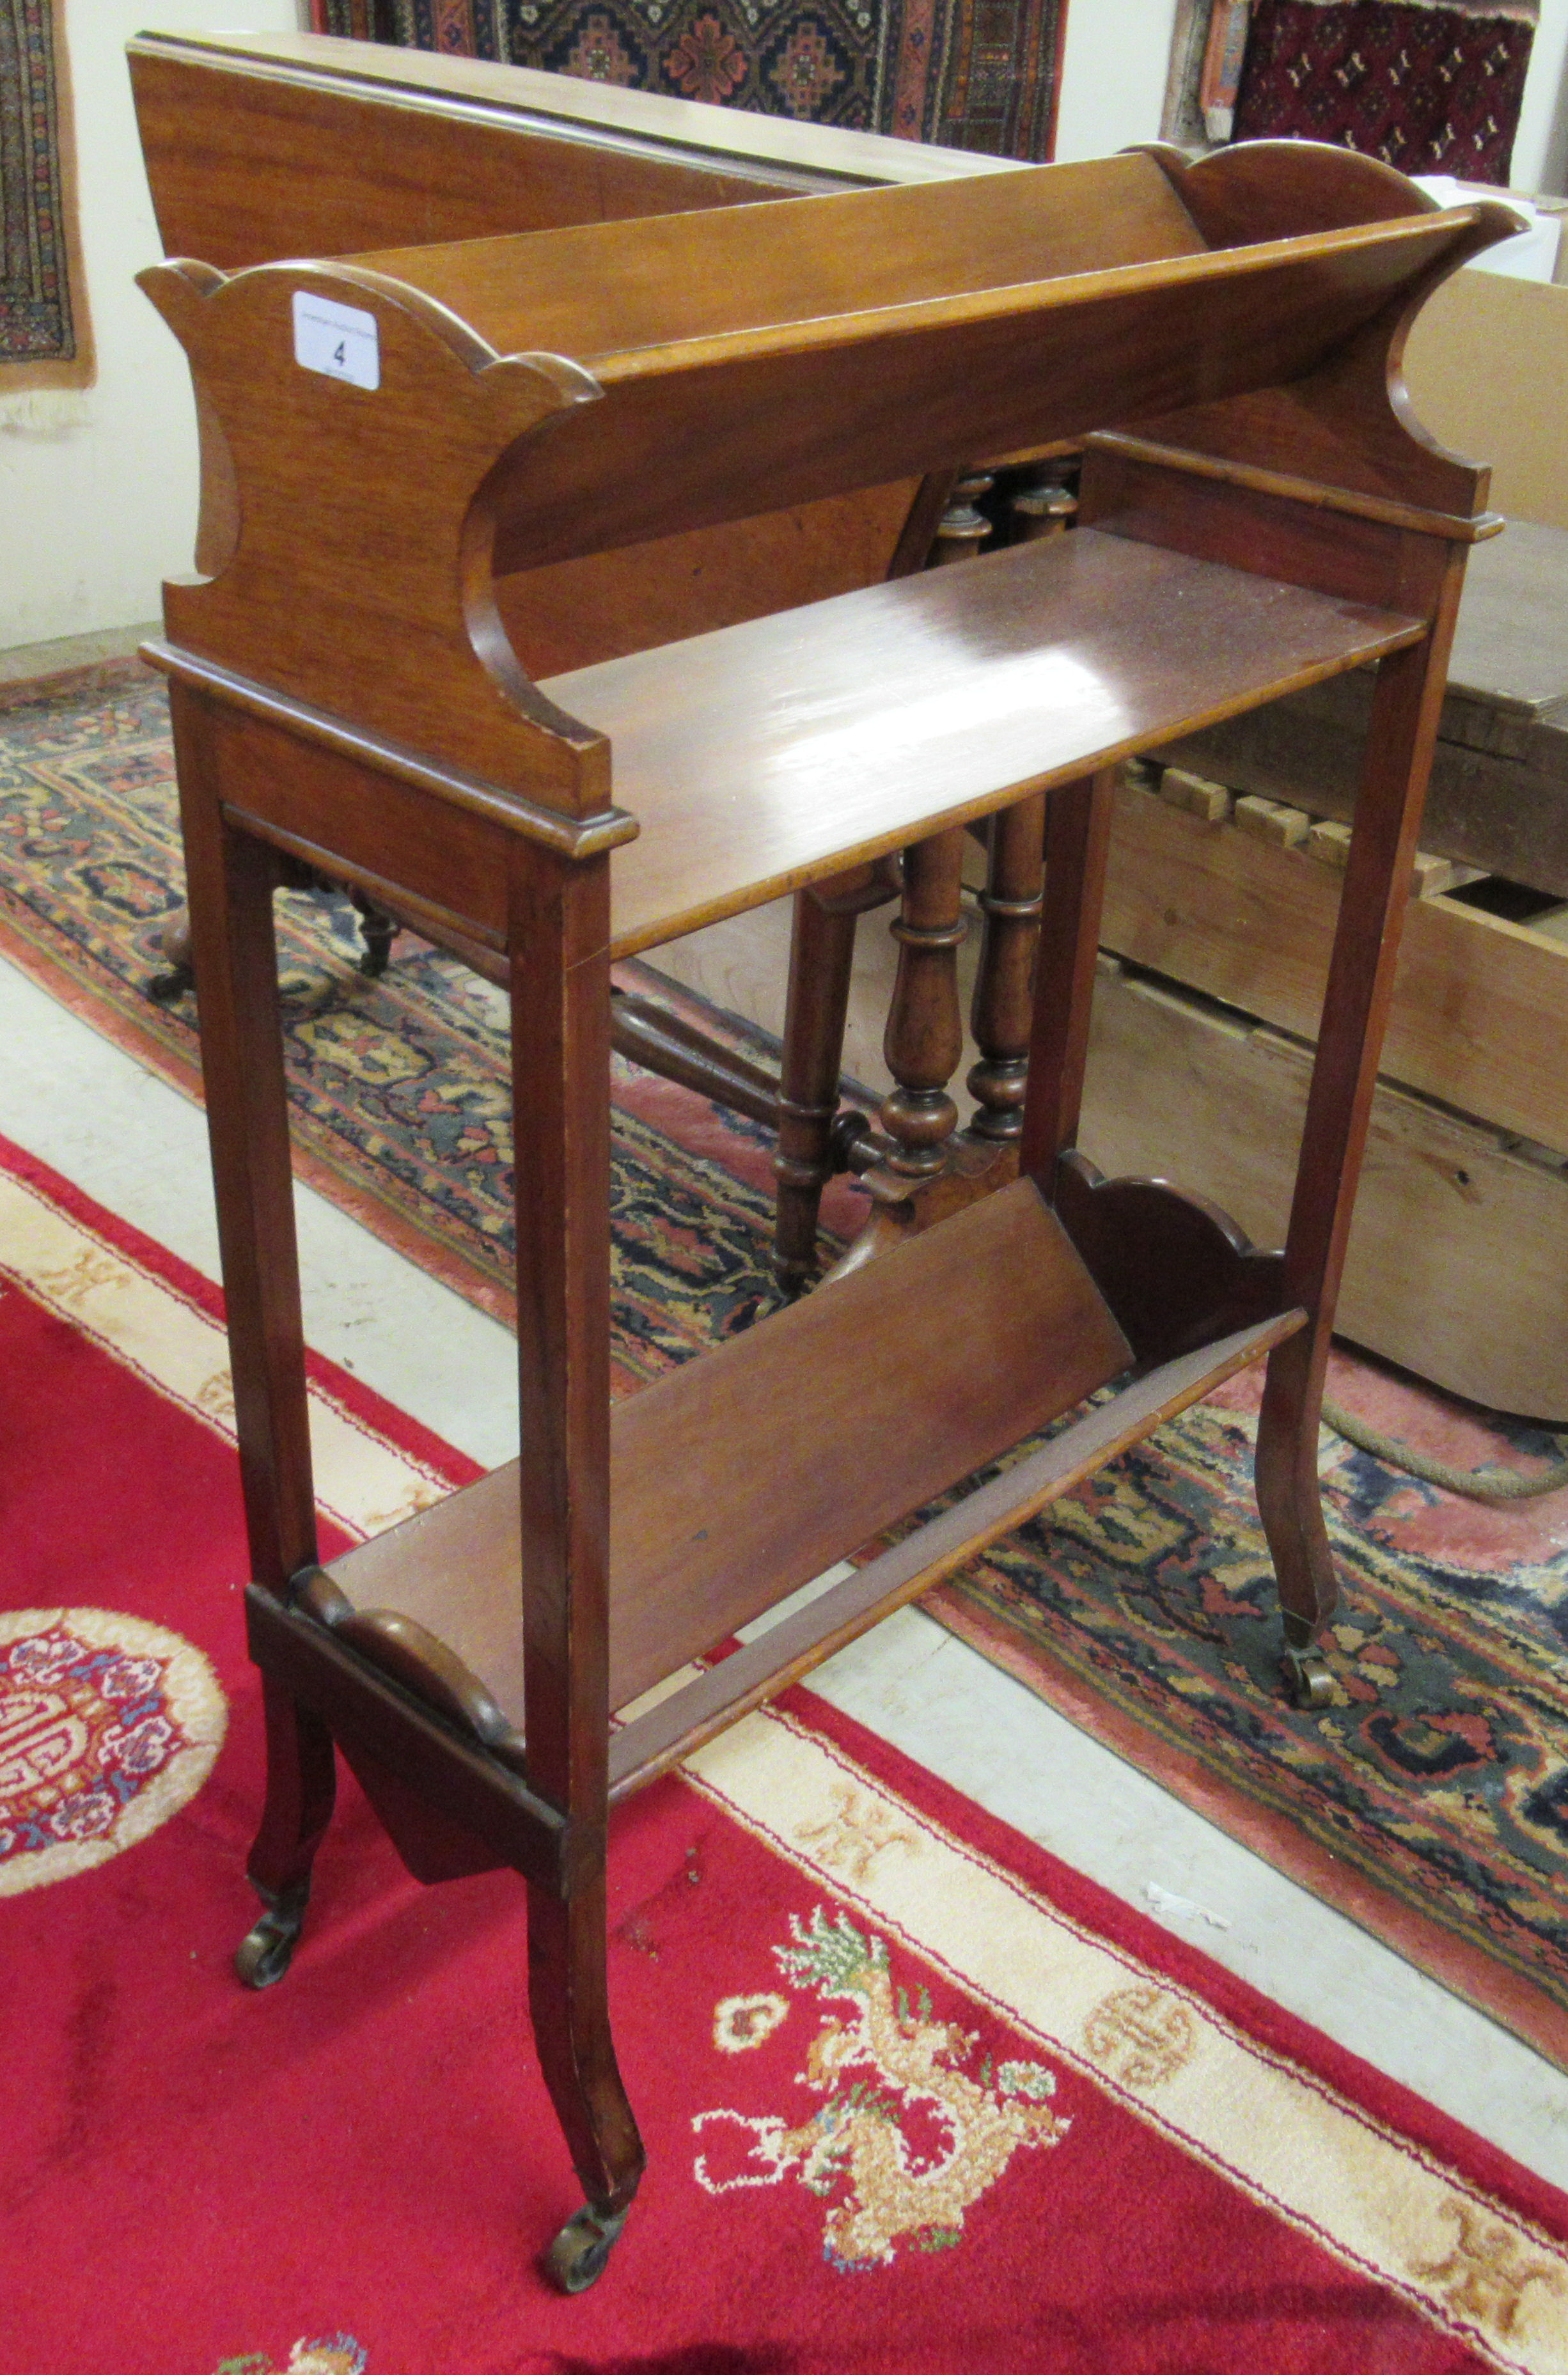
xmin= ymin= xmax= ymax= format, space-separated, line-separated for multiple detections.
xmin=1281 ymin=1643 xmax=1334 ymax=1710
xmin=148 ymin=963 xmax=194 ymax=1005
xmin=234 ymin=1897 xmax=306 ymax=1989
xmin=542 ymin=2204 xmax=629 ymax=2295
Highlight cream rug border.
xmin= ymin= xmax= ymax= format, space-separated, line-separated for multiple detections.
xmin=0 ymin=1166 xmax=449 ymax=1543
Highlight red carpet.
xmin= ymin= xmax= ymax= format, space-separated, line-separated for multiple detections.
xmin=3 ymin=1136 xmax=1567 ymax=2374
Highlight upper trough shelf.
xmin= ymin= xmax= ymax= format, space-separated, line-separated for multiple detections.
xmin=139 ymin=136 xmax=1521 ymax=824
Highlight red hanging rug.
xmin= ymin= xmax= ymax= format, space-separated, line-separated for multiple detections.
xmin=1232 ymin=0 xmax=1539 ymax=182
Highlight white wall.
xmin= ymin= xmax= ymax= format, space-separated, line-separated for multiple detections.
xmin=0 ymin=1 xmax=302 ymax=654
xmin=1053 ymin=0 xmax=1179 ymax=164
xmin=1513 ymin=0 xmax=1568 ymax=192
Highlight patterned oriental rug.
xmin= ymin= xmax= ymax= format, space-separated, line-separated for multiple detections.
xmin=4 ymin=665 xmax=1568 ymax=2075
xmin=0 ymin=0 xmax=90 ymax=389
xmin=4 ymin=1138 xmax=1568 ymax=2374
xmin=1232 ymin=0 xmax=1539 ymax=183
xmin=307 ymin=0 xmax=1067 ymax=159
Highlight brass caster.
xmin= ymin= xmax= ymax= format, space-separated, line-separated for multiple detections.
xmin=147 ymin=963 xmax=194 ymax=1005
xmin=1281 ymin=1643 xmax=1334 ymax=1710
xmin=542 ymin=2203 xmax=629 ymax=2295
xmin=234 ymin=1893 xmax=308 ymax=1989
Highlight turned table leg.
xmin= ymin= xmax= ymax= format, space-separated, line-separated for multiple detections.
xmin=930 ymin=470 xmax=995 ymax=565
xmin=826 ymin=827 xmax=971 ymax=1280
xmin=877 ymin=824 xmax=968 ymax=1182
xmin=772 ymin=860 xmax=897 ymax=1296
xmin=967 ymin=793 xmax=1047 ymax=1148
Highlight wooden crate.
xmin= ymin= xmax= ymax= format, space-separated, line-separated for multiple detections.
xmin=1095 ymin=773 xmax=1568 ymax=1419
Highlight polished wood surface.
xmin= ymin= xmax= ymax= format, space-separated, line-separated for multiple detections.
xmin=131 ymin=28 xmax=1009 ymax=258
xmin=607 ymin=1308 xmax=1307 ymax=1798
xmin=324 ymin=1178 xmax=1131 ymax=1721
xmin=561 ymin=530 xmax=1424 ymax=952
xmin=130 ymin=38 xmax=798 ymax=271
xmin=494 ymin=482 xmax=924 ymax=676
xmin=137 ymin=148 xmax=1499 ymax=815
xmin=469 ymin=214 xmax=1495 ymax=569
xmin=1260 ymin=552 xmax=1466 ymax=1670
xmin=130 ymin=33 xmax=941 ymax=717
xmin=355 ymin=153 xmax=1210 ymax=356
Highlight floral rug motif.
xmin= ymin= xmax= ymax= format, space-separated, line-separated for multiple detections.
xmin=5 ymin=664 xmax=1568 ymax=2065
xmin=0 ymin=1606 xmax=225 ymax=1892
xmin=213 ymin=2343 xmax=366 ymax=2375
xmin=0 ymin=0 xmax=86 ymax=377
xmin=925 ymin=1363 xmax=1568 ymax=2064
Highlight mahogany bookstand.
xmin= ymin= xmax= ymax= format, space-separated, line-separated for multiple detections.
xmin=139 ymin=138 xmax=1515 ymax=2289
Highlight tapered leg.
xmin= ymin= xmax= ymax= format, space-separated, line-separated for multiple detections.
xmin=530 ymin=1869 xmax=646 ymax=2290
xmin=236 ymin=1675 xmax=338 ymax=1987
xmin=510 ymin=843 xmax=644 ymax=2287
xmin=1255 ymin=569 xmax=1466 ymax=1703
xmin=171 ymin=684 xmax=318 ymax=1594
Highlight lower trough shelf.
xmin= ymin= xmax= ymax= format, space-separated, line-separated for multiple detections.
xmin=606 ymin=1305 xmax=1305 ymax=1796
xmin=325 ymin=1178 xmax=1129 ymax=1716
xmin=322 ymin=1172 xmax=1303 ymax=1799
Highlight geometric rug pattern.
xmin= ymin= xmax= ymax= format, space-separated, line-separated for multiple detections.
xmin=1233 ymin=0 xmax=1537 ymax=184
xmin=316 ymin=0 xmax=1067 ymax=157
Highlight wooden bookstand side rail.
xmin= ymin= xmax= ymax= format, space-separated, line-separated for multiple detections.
xmin=127 ymin=24 xmax=1016 ymax=277
xmin=138 ymin=146 xmax=1518 ymax=2290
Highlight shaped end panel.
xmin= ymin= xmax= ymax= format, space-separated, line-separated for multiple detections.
xmin=1095 ymin=190 xmax=1527 ymax=533
xmin=138 ymin=255 xmax=615 ymax=819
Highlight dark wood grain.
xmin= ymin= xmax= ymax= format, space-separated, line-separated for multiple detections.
xmin=1019 ymin=770 xmax=1115 ymax=1183
xmin=772 ymin=870 xmax=888 ymax=1295
xmin=1257 ymin=549 xmax=1466 ymax=1647
xmin=170 ymin=681 xmax=317 ymax=1595
xmin=130 ymin=27 xmax=1012 ymax=263
xmin=967 ymin=794 xmax=1047 ymax=1143
xmin=137 ymin=116 xmax=1505 ymax=2266
xmin=875 ymin=827 xmax=968 ymax=1180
